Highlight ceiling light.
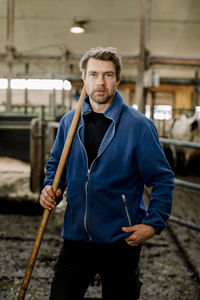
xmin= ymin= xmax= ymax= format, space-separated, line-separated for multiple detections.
xmin=70 ymin=20 xmax=87 ymax=34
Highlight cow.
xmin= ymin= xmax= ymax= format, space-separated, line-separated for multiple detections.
xmin=168 ymin=114 xmax=200 ymax=172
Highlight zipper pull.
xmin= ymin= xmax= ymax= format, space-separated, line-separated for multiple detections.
xmin=122 ymin=194 xmax=132 ymax=227
xmin=122 ymin=194 xmax=127 ymax=205
xmin=86 ymin=169 xmax=90 ymax=182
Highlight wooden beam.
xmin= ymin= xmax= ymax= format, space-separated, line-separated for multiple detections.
xmin=150 ymin=84 xmax=194 ymax=93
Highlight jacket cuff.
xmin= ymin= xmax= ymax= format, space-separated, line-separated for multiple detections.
xmin=153 ymin=226 xmax=163 ymax=235
xmin=142 ymin=220 xmax=165 ymax=235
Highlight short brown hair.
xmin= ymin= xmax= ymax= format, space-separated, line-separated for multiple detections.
xmin=79 ymin=47 xmax=122 ymax=81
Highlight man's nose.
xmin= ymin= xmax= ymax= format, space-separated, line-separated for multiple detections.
xmin=97 ymin=74 xmax=105 ymax=85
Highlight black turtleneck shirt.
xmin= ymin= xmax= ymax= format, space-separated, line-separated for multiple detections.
xmin=83 ymin=112 xmax=112 ymax=168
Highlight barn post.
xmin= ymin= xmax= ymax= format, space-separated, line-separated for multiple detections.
xmin=24 ymin=63 xmax=29 ymax=114
xmin=135 ymin=0 xmax=151 ymax=114
xmin=6 ymin=0 xmax=15 ymax=113
xmin=47 ymin=93 xmax=56 ymax=157
xmin=30 ymin=106 xmax=46 ymax=193
xmin=193 ymin=71 xmax=199 ymax=111
xmin=150 ymin=91 xmax=155 ymax=120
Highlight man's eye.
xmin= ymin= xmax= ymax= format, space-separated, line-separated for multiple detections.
xmin=90 ymin=73 xmax=96 ymax=77
xmin=106 ymin=73 xmax=113 ymax=77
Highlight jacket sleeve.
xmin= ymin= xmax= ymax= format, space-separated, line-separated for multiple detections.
xmin=135 ymin=120 xmax=174 ymax=234
xmin=44 ymin=115 xmax=69 ymax=194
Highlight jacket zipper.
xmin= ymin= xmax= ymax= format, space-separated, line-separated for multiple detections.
xmin=84 ymin=169 xmax=92 ymax=241
xmin=122 ymin=194 xmax=132 ymax=227
xmin=78 ymin=125 xmax=92 ymax=240
xmin=78 ymin=118 xmax=116 ymax=241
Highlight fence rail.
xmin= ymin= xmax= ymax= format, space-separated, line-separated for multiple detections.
xmin=168 ymin=216 xmax=200 ymax=232
xmin=160 ymin=137 xmax=200 ymax=149
xmin=175 ymin=178 xmax=200 ymax=191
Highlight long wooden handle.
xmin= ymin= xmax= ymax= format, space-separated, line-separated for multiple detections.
xmin=18 ymin=85 xmax=87 ymax=300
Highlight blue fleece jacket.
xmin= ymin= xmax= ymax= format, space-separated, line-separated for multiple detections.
xmin=44 ymin=91 xmax=174 ymax=243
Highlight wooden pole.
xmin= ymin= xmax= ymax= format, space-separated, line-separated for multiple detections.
xmin=18 ymin=85 xmax=87 ymax=300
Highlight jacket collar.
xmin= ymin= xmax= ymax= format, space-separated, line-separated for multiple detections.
xmin=81 ymin=90 xmax=123 ymax=123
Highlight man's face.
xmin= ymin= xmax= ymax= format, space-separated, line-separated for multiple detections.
xmin=83 ymin=58 xmax=120 ymax=105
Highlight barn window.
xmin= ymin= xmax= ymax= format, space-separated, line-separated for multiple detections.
xmin=153 ymin=105 xmax=172 ymax=120
xmin=0 ymin=78 xmax=72 ymax=91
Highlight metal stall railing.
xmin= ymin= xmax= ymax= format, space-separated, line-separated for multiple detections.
xmin=159 ymin=137 xmax=200 ymax=231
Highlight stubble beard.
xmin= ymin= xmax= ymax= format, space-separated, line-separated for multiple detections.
xmin=90 ymin=89 xmax=116 ymax=105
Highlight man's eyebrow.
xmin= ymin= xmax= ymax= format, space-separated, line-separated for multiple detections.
xmin=104 ymin=71 xmax=115 ymax=74
xmin=88 ymin=70 xmax=115 ymax=74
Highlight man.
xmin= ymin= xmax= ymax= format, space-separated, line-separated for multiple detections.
xmin=40 ymin=47 xmax=174 ymax=300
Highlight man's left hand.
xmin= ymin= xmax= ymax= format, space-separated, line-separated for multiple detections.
xmin=122 ymin=224 xmax=155 ymax=246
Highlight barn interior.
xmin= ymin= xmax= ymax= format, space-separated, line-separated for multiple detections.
xmin=1 ymin=0 xmax=200 ymax=167
xmin=0 ymin=1 xmax=200 ymax=299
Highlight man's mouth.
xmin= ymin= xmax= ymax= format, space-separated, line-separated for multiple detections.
xmin=95 ymin=90 xmax=105 ymax=93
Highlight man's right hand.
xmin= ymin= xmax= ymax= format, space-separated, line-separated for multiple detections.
xmin=39 ymin=185 xmax=62 ymax=210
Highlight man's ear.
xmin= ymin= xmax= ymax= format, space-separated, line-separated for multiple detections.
xmin=116 ymin=79 xmax=121 ymax=87
xmin=82 ymin=72 xmax=86 ymax=82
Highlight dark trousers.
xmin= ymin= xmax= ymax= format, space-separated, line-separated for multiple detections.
xmin=49 ymin=240 xmax=142 ymax=300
